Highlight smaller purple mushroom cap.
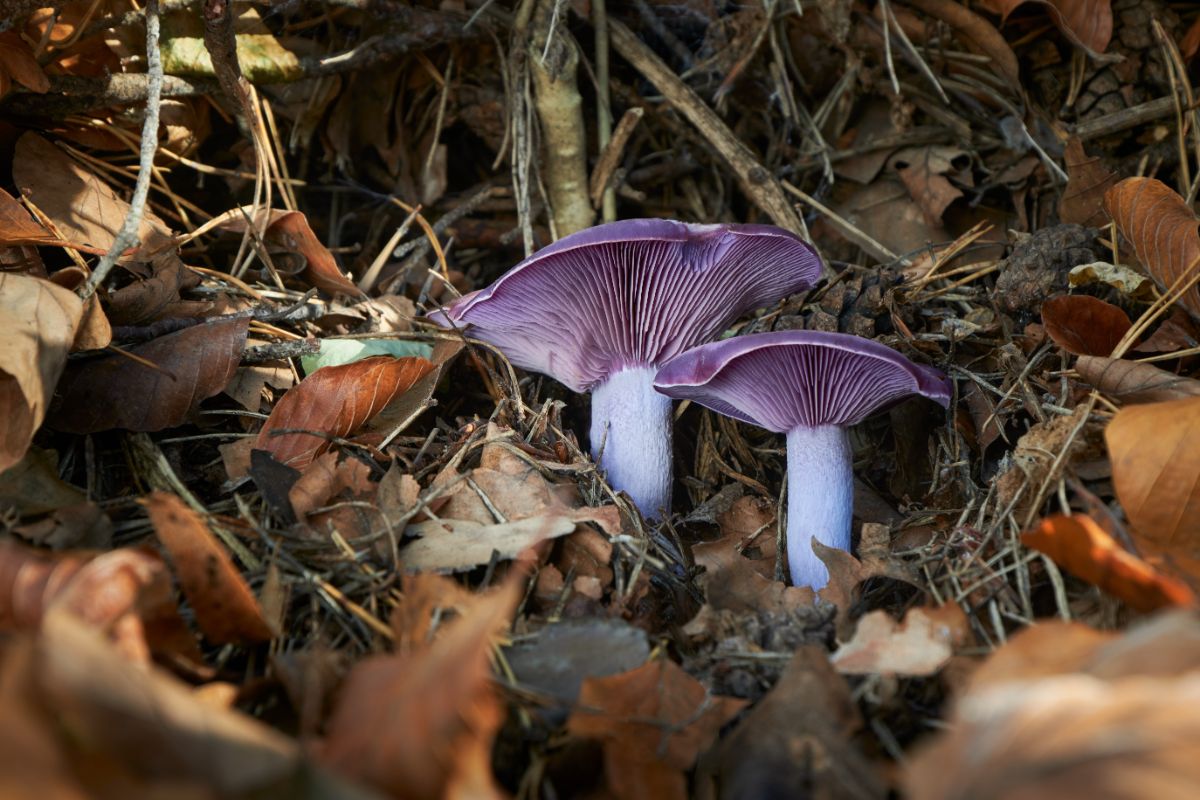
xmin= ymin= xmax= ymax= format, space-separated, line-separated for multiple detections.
xmin=430 ymin=219 xmax=822 ymax=392
xmin=653 ymin=330 xmax=951 ymax=430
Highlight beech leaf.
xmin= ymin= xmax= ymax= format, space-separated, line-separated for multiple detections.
xmin=1076 ymin=356 xmax=1200 ymax=403
xmin=50 ymin=317 xmax=249 ymax=434
xmin=255 ymin=355 xmax=435 ymax=470
xmin=1040 ymin=294 xmax=1130 ymax=356
xmin=1104 ymin=177 xmax=1200 ymax=319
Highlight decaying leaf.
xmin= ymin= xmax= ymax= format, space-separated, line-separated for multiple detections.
xmin=1076 ymin=356 xmax=1200 ymax=403
xmin=1105 ymin=177 xmax=1200 ymax=319
xmin=0 ymin=31 xmax=50 ymax=97
xmin=1022 ymin=514 xmax=1195 ymax=612
xmin=50 ymin=317 xmax=249 ymax=434
xmin=144 ymin=492 xmax=276 ymax=644
xmin=1068 ymin=261 xmax=1153 ymax=299
xmin=319 ymin=567 xmax=525 ymax=799
xmin=1040 ymin=294 xmax=1130 ymax=356
xmin=402 ymin=516 xmax=577 ymax=573
xmin=981 ymin=0 xmax=1112 ymax=55
xmin=696 ymin=647 xmax=885 ymax=800
xmin=568 ymin=658 xmax=746 ymax=800
xmin=255 ymin=355 xmax=436 ymax=470
xmin=266 ymin=211 xmax=363 ymax=297
xmin=0 ymin=273 xmax=82 ymax=472
xmin=904 ymin=0 xmax=1020 ymax=88
xmin=1059 ymin=137 xmax=1118 ymax=226
xmin=906 ymin=612 xmax=1200 ymax=800
xmin=830 ymin=604 xmax=970 ymax=676
xmin=1106 ymin=398 xmax=1200 ymax=550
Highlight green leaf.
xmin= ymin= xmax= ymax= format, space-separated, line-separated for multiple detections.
xmin=301 ymin=339 xmax=434 ymax=374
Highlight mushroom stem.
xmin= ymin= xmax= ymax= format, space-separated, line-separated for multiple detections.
xmin=785 ymin=424 xmax=853 ymax=589
xmin=589 ymin=366 xmax=673 ymax=519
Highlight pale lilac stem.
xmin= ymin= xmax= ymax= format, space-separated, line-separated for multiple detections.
xmin=589 ymin=367 xmax=673 ymax=519
xmin=785 ymin=424 xmax=853 ymax=589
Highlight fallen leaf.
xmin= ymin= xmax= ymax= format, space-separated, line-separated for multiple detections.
xmin=255 ymin=355 xmax=436 ymax=470
xmin=830 ymin=604 xmax=970 ymax=676
xmin=567 ymin=658 xmax=746 ymax=800
xmin=1076 ymin=356 xmax=1200 ymax=402
xmin=905 ymin=0 xmax=1020 ymax=88
xmin=288 ymin=451 xmax=374 ymax=519
xmin=1040 ymin=294 xmax=1130 ymax=356
xmin=266 ymin=211 xmax=363 ymax=297
xmin=1068 ymin=261 xmax=1154 ymax=299
xmin=0 ymin=32 xmax=50 ymax=97
xmin=143 ymin=492 xmax=276 ymax=644
xmin=300 ymin=338 xmax=434 ymax=373
xmin=1022 ymin=514 xmax=1195 ymax=612
xmin=696 ymin=647 xmax=885 ymax=800
xmin=893 ymin=146 xmax=965 ymax=225
xmin=1105 ymin=177 xmax=1200 ymax=319
xmin=12 ymin=133 xmax=171 ymax=255
xmin=1106 ymin=398 xmax=1200 ymax=550
xmin=0 ymin=273 xmax=81 ymax=472
xmin=981 ymin=0 xmax=1112 ymax=54
xmin=0 ymin=187 xmax=60 ymax=248
xmin=49 ymin=317 xmax=249 ymax=433
xmin=319 ymin=567 xmax=525 ymax=799
xmin=1183 ymin=15 xmax=1200 ymax=60
xmin=160 ymin=5 xmax=306 ymax=83
xmin=906 ymin=612 xmax=1200 ymax=800
xmin=402 ymin=515 xmax=577 ymax=573
xmin=0 ymin=446 xmax=85 ymax=517
xmin=1059 ymin=137 xmax=1118 ymax=226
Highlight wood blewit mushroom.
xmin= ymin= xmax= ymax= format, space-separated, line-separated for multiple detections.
xmin=430 ymin=219 xmax=821 ymax=519
xmin=654 ymin=331 xmax=951 ymax=588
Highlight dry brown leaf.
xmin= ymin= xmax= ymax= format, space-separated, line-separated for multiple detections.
xmin=0 ymin=187 xmax=60 ymax=248
xmin=567 ymin=658 xmax=746 ymax=800
xmin=0 ymin=32 xmax=50 ymax=97
xmin=255 ymin=355 xmax=435 ymax=470
xmin=1022 ymin=515 xmax=1195 ymax=612
xmin=0 ymin=273 xmax=82 ymax=472
xmin=904 ymin=0 xmax=1020 ymax=88
xmin=1106 ymin=398 xmax=1200 ymax=550
xmin=1059 ymin=137 xmax=1118 ymax=226
xmin=287 ymin=451 xmax=374 ymax=520
xmin=1076 ymin=355 xmax=1200 ymax=402
xmin=12 ymin=133 xmax=171 ymax=255
xmin=143 ymin=492 xmax=276 ymax=644
xmin=265 ymin=211 xmax=364 ymax=297
xmin=696 ymin=647 xmax=885 ymax=800
xmin=1105 ymin=177 xmax=1200 ymax=319
xmin=1183 ymin=14 xmax=1200 ymax=60
xmin=893 ymin=146 xmax=965 ymax=225
xmin=1040 ymin=294 xmax=1130 ymax=356
xmin=981 ymin=0 xmax=1112 ymax=54
xmin=50 ymin=317 xmax=249 ymax=434
xmin=906 ymin=613 xmax=1200 ymax=800
xmin=402 ymin=516 xmax=577 ymax=573
xmin=319 ymin=567 xmax=524 ymax=799
xmin=830 ymin=604 xmax=970 ymax=676
xmin=35 ymin=610 xmax=302 ymax=796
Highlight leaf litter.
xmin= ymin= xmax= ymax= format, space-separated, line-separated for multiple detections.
xmin=3 ymin=1 xmax=1200 ymax=798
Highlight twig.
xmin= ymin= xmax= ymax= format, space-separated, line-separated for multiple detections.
xmin=593 ymin=0 xmax=616 ymax=222
xmin=79 ymin=0 xmax=163 ymax=301
xmin=608 ymin=19 xmax=820 ymax=257
xmin=589 ymin=106 xmax=643 ymax=207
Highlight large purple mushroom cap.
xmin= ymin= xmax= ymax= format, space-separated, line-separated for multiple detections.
xmin=653 ymin=330 xmax=951 ymax=430
xmin=654 ymin=331 xmax=950 ymax=589
xmin=431 ymin=218 xmax=822 ymax=392
xmin=430 ymin=218 xmax=822 ymax=520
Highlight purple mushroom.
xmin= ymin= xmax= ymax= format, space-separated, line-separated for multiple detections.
xmin=430 ymin=219 xmax=821 ymax=519
xmin=654 ymin=331 xmax=951 ymax=589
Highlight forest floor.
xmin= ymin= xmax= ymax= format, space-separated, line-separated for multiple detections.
xmin=2 ymin=1 xmax=1200 ymax=798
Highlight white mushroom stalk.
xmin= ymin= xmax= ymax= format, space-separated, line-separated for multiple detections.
xmin=655 ymin=331 xmax=951 ymax=588
xmin=430 ymin=219 xmax=822 ymax=520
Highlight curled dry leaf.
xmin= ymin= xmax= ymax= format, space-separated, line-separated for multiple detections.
xmin=981 ymin=0 xmax=1112 ymax=55
xmin=1106 ymin=397 xmax=1200 ymax=550
xmin=0 ymin=273 xmax=82 ymax=472
xmin=0 ymin=539 xmax=174 ymax=661
xmin=50 ymin=317 xmax=249 ymax=434
xmin=1040 ymin=294 xmax=1130 ymax=356
xmin=265 ymin=211 xmax=363 ymax=297
xmin=144 ymin=492 xmax=276 ymax=644
xmin=1076 ymin=355 xmax=1200 ymax=403
xmin=256 ymin=355 xmax=436 ymax=470
xmin=1022 ymin=514 xmax=1195 ymax=612
xmin=1059 ymin=137 xmax=1118 ymax=227
xmin=567 ymin=658 xmax=746 ymax=800
xmin=1105 ymin=177 xmax=1200 ymax=319
xmin=319 ymin=566 xmax=525 ymax=799
xmin=904 ymin=0 xmax=1020 ymax=89
xmin=0 ymin=32 xmax=50 ymax=97
xmin=830 ymin=604 xmax=970 ymax=677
